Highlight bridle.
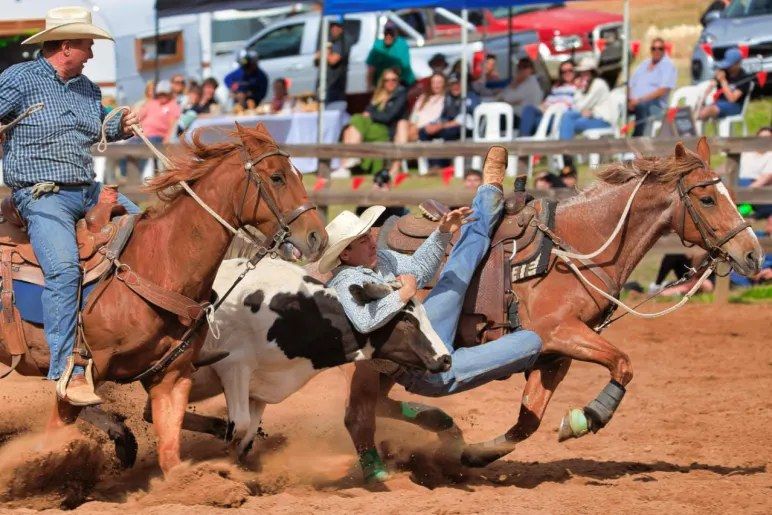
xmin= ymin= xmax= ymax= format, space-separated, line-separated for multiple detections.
xmin=235 ymin=146 xmax=317 ymax=259
xmin=674 ymin=172 xmax=750 ymax=259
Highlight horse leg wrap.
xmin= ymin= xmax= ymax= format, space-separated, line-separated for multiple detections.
xmin=400 ymin=401 xmax=455 ymax=432
xmin=358 ymin=448 xmax=389 ymax=483
xmin=584 ymin=380 xmax=626 ymax=432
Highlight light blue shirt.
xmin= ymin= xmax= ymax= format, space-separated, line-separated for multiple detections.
xmin=328 ymin=229 xmax=451 ymax=334
xmin=629 ymin=56 xmax=677 ymax=108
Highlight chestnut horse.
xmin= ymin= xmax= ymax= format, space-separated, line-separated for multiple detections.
xmin=0 ymin=123 xmax=327 ymax=473
xmin=344 ymin=138 xmax=763 ymax=476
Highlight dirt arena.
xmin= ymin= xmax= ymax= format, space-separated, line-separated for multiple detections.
xmin=0 ymin=303 xmax=768 ymax=514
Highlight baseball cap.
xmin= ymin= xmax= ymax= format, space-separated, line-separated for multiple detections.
xmin=715 ymin=47 xmax=742 ymax=69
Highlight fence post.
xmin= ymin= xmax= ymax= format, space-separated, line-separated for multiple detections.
xmin=317 ymin=159 xmax=331 ymax=220
xmin=714 ymin=152 xmax=741 ymax=304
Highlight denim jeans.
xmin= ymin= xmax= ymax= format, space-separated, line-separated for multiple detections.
xmin=12 ymin=182 xmax=140 ymax=379
xmin=396 ymin=185 xmax=542 ymax=396
xmin=419 ymin=125 xmax=462 ymax=168
xmin=633 ymin=99 xmax=664 ymax=137
xmin=559 ymin=110 xmax=611 ymax=140
xmin=518 ymin=104 xmax=543 ymax=136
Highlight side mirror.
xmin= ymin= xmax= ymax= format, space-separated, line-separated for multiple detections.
xmin=704 ymin=10 xmax=721 ymax=25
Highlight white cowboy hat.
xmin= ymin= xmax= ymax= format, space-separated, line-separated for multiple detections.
xmin=22 ymin=6 xmax=113 ymax=45
xmin=575 ymin=56 xmax=599 ymax=72
xmin=317 ymin=206 xmax=386 ymax=274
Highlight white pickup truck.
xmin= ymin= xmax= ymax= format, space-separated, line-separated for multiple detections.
xmin=234 ymin=10 xmax=538 ymax=96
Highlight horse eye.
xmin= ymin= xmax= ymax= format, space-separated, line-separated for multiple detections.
xmin=270 ymin=173 xmax=285 ymax=185
xmin=699 ymin=196 xmax=715 ymax=207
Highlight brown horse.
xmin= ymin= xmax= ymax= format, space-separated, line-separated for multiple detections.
xmin=0 ymin=123 xmax=327 ymax=473
xmin=343 ymin=138 xmax=763 ymax=476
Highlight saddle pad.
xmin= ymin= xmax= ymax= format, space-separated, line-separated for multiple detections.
xmin=4 ymin=280 xmax=98 ymax=325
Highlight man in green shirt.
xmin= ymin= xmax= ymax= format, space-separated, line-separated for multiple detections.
xmin=366 ymin=21 xmax=415 ymax=89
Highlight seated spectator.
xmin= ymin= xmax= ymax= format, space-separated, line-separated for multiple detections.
xmin=176 ymin=84 xmax=202 ymax=135
xmin=483 ymin=54 xmax=501 ymax=82
xmin=334 ymin=68 xmax=407 ymax=177
xmin=269 ymin=77 xmax=294 ymax=114
xmin=519 ymin=60 xmax=577 ymax=136
xmin=428 ymin=53 xmax=448 ymax=75
xmin=558 ymin=57 xmax=615 ymax=141
xmin=198 ymin=77 xmax=220 ymax=114
xmin=739 ymin=127 xmax=771 ymax=186
xmin=492 ymin=57 xmax=544 ymax=123
xmin=534 ymin=171 xmax=565 ymax=190
xmin=419 ymin=73 xmax=480 ymax=168
xmin=560 ymin=165 xmax=578 ymax=188
xmin=731 ymin=215 xmax=772 ymax=287
xmin=473 ymin=54 xmax=507 ymax=94
xmin=653 ymin=252 xmax=714 ymax=296
xmin=464 ymin=169 xmax=482 ymax=189
xmin=366 ymin=21 xmax=415 ymax=89
xmin=628 ymin=37 xmax=677 ymax=137
xmin=225 ymin=50 xmax=269 ymax=108
xmin=697 ymin=47 xmax=751 ymax=122
xmin=355 ymin=170 xmax=410 ymax=227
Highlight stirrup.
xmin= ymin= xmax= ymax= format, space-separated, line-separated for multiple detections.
xmin=55 ymin=356 xmax=103 ymax=406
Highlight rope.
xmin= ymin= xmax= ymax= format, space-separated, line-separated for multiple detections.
xmin=0 ymin=102 xmax=44 ymax=135
xmin=559 ymin=253 xmax=715 ymax=319
xmin=205 ymin=304 xmax=221 ymax=339
xmin=100 ymin=106 xmax=253 ymax=243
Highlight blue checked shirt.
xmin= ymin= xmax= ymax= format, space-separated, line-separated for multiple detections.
xmin=0 ymin=56 xmax=126 ymax=189
xmin=328 ymin=229 xmax=451 ymax=334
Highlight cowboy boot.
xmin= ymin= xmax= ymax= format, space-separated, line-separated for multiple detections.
xmin=56 ymin=356 xmax=103 ymax=406
xmin=483 ymin=146 xmax=507 ymax=188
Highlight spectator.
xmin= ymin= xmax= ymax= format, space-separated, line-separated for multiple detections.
xmin=133 ymin=80 xmax=155 ymax=111
xmin=334 ymin=68 xmax=407 ymax=177
xmin=731 ymin=216 xmax=772 ymax=286
xmin=355 ymin=169 xmax=410 ymax=226
xmin=494 ymin=57 xmax=544 ymax=122
xmin=176 ymin=84 xmax=202 ymax=135
xmin=697 ymin=47 xmax=751 ymax=123
xmin=170 ymin=74 xmax=186 ymax=105
xmin=519 ymin=60 xmax=577 ymax=136
xmin=315 ymin=16 xmax=350 ymax=106
xmin=560 ymin=165 xmax=578 ymax=188
xmin=534 ymin=171 xmax=565 ymax=190
xmin=270 ymin=77 xmax=293 ymax=114
xmin=225 ymin=50 xmax=269 ymax=108
xmin=199 ymin=77 xmax=220 ymax=114
xmin=419 ymin=73 xmax=480 ymax=168
xmin=739 ymin=127 xmax=772 ymax=186
xmin=657 ymin=252 xmax=714 ymax=296
xmin=428 ymin=53 xmax=448 ymax=74
xmin=628 ymin=37 xmax=677 ymax=137
xmin=483 ymin=54 xmax=501 ymax=82
xmin=701 ymin=0 xmax=731 ymax=26
xmin=393 ymin=72 xmax=446 ymax=149
xmin=366 ymin=21 xmax=415 ymax=89
xmin=558 ymin=57 xmax=615 ymax=141
xmin=464 ymin=169 xmax=482 ymax=189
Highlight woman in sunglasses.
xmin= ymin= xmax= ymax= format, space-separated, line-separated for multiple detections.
xmin=628 ymin=37 xmax=677 ymax=136
xmin=518 ymin=59 xmax=578 ymax=137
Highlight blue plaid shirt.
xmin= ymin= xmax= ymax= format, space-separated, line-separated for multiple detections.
xmin=0 ymin=56 xmax=126 ymax=189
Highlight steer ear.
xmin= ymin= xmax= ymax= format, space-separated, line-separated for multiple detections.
xmin=696 ymin=136 xmax=711 ymax=167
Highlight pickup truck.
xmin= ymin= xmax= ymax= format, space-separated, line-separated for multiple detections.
xmin=432 ymin=3 xmax=624 ymax=85
xmin=232 ymin=10 xmax=538 ymax=99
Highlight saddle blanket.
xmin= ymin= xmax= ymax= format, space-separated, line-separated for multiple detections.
xmin=2 ymin=280 xmax=97 ymax=325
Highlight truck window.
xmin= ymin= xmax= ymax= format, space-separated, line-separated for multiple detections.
xmin=343 ymin=19 xmax=361 ymax=46
xmin=250 ymin=23 xmax=304 ymax=59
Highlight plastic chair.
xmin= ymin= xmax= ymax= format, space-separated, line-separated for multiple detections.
xmin=650 ymin=85 xmax=698 ymax=136
xmin=514 ymin=103 xmax=567 ymax=178
xmin=470 ymin=102 xmax=517 ymax=175
xmin=717 ymin=81 xmax=754 ymax=137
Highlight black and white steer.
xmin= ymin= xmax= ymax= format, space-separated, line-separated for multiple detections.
xmin=185 ymin=258 xmax=451 ymax=457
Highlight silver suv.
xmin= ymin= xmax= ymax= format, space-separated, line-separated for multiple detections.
xmin=691 ymin=0 xmax=772 ymax=83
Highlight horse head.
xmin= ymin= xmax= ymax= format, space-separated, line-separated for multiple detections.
xmin=670 ymin=137 xmax=762 ymax=276
xmin=233 ymin=123 xmax=327 ymax=261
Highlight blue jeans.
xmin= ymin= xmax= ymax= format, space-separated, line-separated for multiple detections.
xmin=715 ymin=99 xmax=742 ymax=118
xmin=559 ymin=110 xmax=611 ymax=140
xmin=12 ymin=182 xmax=140 ymax=379
xmin=519 ymin=104 xmax=543 ymax=136
xmin=419 ymin=125 xmax=462 ymax=168
xmin=396 ymin=185 xmax=542 ymax=396
xmin=633 ymin=99 xmax=664 ymax=137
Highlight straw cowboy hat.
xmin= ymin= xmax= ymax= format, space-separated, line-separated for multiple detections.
xmin=22 ymin=6 xmax=113 ymax=45
xmin=317 ymin=206 xmax=386 ymax=274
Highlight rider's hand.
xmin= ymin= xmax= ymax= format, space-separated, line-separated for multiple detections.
xmin=396 ymin=274 xmax=418 ymax=302
xmin=121 ymin=109 xmax=140 ymax=135
xmin=438 ymin=207 xmax=473 ymax=234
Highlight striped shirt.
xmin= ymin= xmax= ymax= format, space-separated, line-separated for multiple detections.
xmin=328 ymin=229 xmax=451 ymax=334
xmin=0 ymin=56 xmax=125 ymax=189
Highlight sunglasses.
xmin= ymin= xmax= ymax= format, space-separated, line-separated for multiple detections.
xmin=383 ymin=77 xmax=399 ymax=82
xmin=560 ymin=68 xmax=575 ymax=74
xmin=651 ymin=46 xmax=665 ymax=51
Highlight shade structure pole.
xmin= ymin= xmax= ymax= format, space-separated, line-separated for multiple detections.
xmin=622 ymin=0 xmax=630 ymax=126
xmin=317 ymin=16 xmax=329 ymax=145
xmin=460 ymin=9 xmax=468 ymax=143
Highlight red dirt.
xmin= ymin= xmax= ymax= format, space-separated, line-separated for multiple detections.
xmin=0 ymin=303 xmax=769 ymax=513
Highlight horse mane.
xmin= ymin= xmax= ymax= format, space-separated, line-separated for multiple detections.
xmin=143 ymin=125 xmax=279 ymax=202
xmin=596 ymin=148 xmax=706 ymax=185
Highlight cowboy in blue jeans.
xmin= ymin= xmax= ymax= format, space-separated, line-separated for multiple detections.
xmin=0 ymin=6 xmax=141 ymax=405
xmin=319 ymin=146 xmax=542 ymax=397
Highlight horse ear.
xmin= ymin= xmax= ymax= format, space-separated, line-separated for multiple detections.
xmin=674 ymin=141 xmax=687 ymax=161
xmin=253 ymin=123 xmax=277 ymax=145
xmin=696 ymin=136 xmax=711 ymax=166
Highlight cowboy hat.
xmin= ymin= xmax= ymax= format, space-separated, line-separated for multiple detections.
xmin=575 ymin=56 xmax=599 ymax=72
xmin=22 ymin=6 xmax=113 ymax=45
xmin=317 ymin=206 xmax=386 ymax=274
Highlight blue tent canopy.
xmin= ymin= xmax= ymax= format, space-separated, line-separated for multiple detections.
xmin=323 ymin=0 xmax=566 ymax=15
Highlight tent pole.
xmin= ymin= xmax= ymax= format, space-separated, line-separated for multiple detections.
xmin=460 ymin=9 xmax=468 ymax=143
xmin=154 ymin=9 xmax=160 ymax=90
xmin=508 ymin=6 xmax=513 ymax=82
xmin=317 ymin=16 xmax=329 ymax=145
xmin=622 ymin=0 xmax=630 ymax=127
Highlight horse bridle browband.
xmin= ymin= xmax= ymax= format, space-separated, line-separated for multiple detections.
xmin=674 ymin=173 xmax=750 ymax=258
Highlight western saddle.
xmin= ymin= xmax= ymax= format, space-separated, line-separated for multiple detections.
xmin=385 ymin=177 xmax=557 ymax=347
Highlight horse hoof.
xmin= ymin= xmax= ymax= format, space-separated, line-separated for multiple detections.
xmin=558 ymin=408 xmax=590 ymax=442
xmin=460 ymin=438 xmax=514 ymax=468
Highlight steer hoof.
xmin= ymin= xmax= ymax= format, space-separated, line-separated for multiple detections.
xmin=558 ymin=408 xmax=591 ymax=442
xmin=460 ymin=436 xmax=515 ymax=468
xmin=109 ymin=423 xmax=138 ymax=469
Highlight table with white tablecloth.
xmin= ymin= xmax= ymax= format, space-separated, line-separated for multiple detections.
xmin=187 ymin=110 xmax=349 ymax=173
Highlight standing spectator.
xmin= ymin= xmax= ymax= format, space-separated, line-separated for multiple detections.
xmin=199 ymin=77 xmax=220 ymax=114
xmin=558 ymin=57 xmax=614 ymax=141
xmin=315 ymin=16 xmax=350 ymax=106
xmin=464 ymin=169 xmax=482 ymax=189
xmin=494 ymin=57 xmax=544 ymax=122
xmin=628 ymin=37 xmax=677 ymax=137
xmin=170 ymin=73 xmax=186 ymax=105
xmin=701 ymin=0 xmax=730 ymax=26
xmin=366 ymin=21 xmax=415 ymax=89
xmin=225 ymin=50 xmax=269 ymax=107
xmin=335 ymin=68 xmax=407 ymax=177
xmin=428 ymin=53 xmax=448 ymax=75
xmin=519 ymin=59 xmax=577 ymax=136
xmin=697 ymin=47 xmax=751 ymax=123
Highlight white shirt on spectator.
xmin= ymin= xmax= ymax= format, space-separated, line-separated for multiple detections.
xmin=739 ymin=150 xmax=772 ymax=180
xmin=496 ymin=75 xmax=544 ymax=116
xmin=629 ymin=56 xmax=677 ymax=107
xmin=575 ymin=77 xmax=616 ymax=124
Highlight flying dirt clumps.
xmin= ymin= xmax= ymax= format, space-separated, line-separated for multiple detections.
xmin=0 ymin=428 xmax=104 ymax=510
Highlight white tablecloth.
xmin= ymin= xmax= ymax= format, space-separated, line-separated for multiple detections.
xmin=188 ymin=110 xmax=349 ymax=173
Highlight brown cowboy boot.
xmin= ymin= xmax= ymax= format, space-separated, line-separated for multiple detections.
xmin=483 ymin=146 xmax=507 ymax=188
xmin=63 ymin=374 xmax=103 ymax=406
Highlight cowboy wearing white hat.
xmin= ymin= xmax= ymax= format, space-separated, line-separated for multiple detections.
xmin=323 ymin=147 xmax=542 ymax=480
xmin=0 ymin=6 xmax=141 ymax=405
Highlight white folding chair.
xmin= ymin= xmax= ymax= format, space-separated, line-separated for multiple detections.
xmin=650 ymin=85 xmax=697 ymax=136
xmin=717 ymin=81 xmax=753 ymax=137
xmin=514 ymin=103 xmax=567 ymax=178
xmin=470 ymin=102 xmax=517 ymax=175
